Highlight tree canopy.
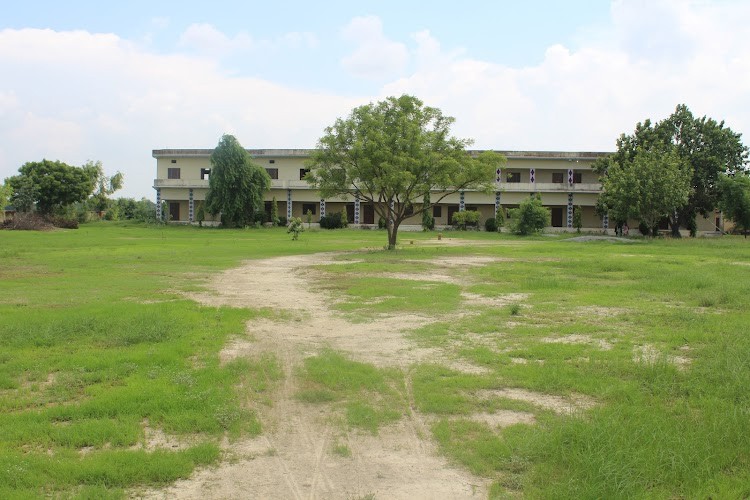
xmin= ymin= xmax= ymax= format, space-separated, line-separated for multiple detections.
xmin=597 ymin=148 xmax=692 ymax=235
xmin=594 ymin=104 xmax=748 ymax=235
xmin=7 ymin=160 xmax=94 ymax=214
xmin=205 ymin=134 xmax=271 ymax=228
xmin=306 ymin=94 xmax=504 ymax=249
xmin=83 ymin=160 xmax=124 ymax=213
xmin=718 ymin=174 xmax=750 ymax=236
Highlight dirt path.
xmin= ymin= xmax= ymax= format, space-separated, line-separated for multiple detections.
xmin=140 ymin=253 xmax=490 ymax=499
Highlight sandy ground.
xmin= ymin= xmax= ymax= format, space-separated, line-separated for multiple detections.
xmin=137 ymin=249 xmax=591 ymax=499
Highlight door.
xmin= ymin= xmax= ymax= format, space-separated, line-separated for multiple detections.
xmin=169 ymin=202 xmax=180 ymax=221
xmin=551 ymin=207 xmax=563 ymax=227
xmin=363 ymin=204 xmax=375 ymax=224
xmin=346 ymin=204 xmax=355 ymax=224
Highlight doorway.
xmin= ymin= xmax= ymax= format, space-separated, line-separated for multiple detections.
xmin=169 ymin=202 xmax=180 ymax=221
xmin=551 ymin=207 xmax=563 ymax=227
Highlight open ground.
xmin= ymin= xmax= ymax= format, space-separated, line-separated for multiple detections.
xmin=1 ymin=224 xmax=749 ymax=498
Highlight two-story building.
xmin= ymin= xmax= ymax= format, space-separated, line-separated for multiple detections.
xmin=152 ymin=148 xmax=720 ymax=233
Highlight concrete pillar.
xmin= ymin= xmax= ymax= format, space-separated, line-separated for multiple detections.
xmin=155 ymin=188 xmax=162 ymax=220
xmin=529 ymin=167 xmax=536 ymax=185
xmin=494 ymin=191 xmax=501 ymax=218
xmin=286 ymin=189 xmax=292 ymax=219
xmin=603 ymin=212 xmax=609 ymax=231
xmin=567 ymin=193 xmax=574 ymax=229
xmin=319 ymin=199 xmax=326 ymax=218
xmin=568 ymin=168 xmax=574 ymax=185
xmin=188 ymin=189 xmax=194 ymax=223
xmin=354 ymin=193 xmax=361 ymax=224
xmin=459 ymin=191 xmax=465 ymax=211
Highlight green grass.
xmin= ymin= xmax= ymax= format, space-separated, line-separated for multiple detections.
xmin=2 ymin=222 xmax=750 ymax=498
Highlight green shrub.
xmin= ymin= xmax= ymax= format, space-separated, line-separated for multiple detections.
xmin=484 ymin=217 xmax=498 ymax=232
xmin=509 ymin=194 xmax=549 ymax=235
xmin=319 ymin=212 xmax=347 ymax=229
xmin=287 ymin=217 xmax=304 ymax=240
xmin=451 ymin=210 xmax=480 ymax=230
xmin=378 ymin=217 xmax=387 ymax=229
xmin=573 ymin=205 xmax=582 ymax=232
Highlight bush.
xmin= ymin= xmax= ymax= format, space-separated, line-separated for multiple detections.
xmin=378 ymin=217 xmax=387 ymax=229
xmin=422 ymin=212 xmax=435 ymax=231
xmin=287 ymin=217 xmax=304 ymax=240
xmin=277 ymin=216 xmax=287 ymax=227
xmin=509 ymin=194 xmax=550 ymax=235
xmin=451 ymin=210 xmax=480 ymax=230
xmin=484 ymin=217 xmax=498 ymax=232
xmin=319 ymin=212 xmax=347 ymax=229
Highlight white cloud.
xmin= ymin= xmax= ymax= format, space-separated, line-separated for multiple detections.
xmin=340 ymin=16 xmax=409 ymax=79
xmin=0 ymin=28 xmax=358 ymax=197
xmin=381 ymin=1 xmax=750 ymax=152
xmin=178 ymin=23 xmax=318 ymax=57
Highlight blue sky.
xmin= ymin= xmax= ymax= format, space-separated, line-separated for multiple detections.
xmin=1 ymin=0 xmax=749 ymax=198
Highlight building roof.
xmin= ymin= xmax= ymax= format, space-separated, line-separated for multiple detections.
xmin=153 ymin=148 xmax=611 ymax=161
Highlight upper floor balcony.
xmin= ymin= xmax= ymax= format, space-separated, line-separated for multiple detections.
xmin=500 ymin=182 xmax=601 ymax=193
xmin=153 ymin=179 xmax=209 ymax=189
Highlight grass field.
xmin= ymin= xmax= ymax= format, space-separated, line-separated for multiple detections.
xmin=1 ymin=222 xmax=749 ymax=498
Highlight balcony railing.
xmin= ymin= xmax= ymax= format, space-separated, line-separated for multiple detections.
xmin=153 ymin=179 xmax=209 ymax=188
xmin=499 ymin=182 xmax=601 ymax=193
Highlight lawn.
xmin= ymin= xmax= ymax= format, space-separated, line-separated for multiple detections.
xmin=1 ymin=222 xmax=749 ymax=498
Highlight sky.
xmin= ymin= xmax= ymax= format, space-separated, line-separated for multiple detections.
xmin=1 ymin=0 xmax=749 ymax=199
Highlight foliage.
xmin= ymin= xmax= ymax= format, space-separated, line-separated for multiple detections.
xmin=422 ymin=192 xmax=435 ymax=230
xmin=82 ymin=160 xmax=124 ymax=213
xmin=287 ymin=217 xmax=304 ymax=240
xmin=718 ymin=174 xmax=750 ymax=235
xmin=0 ymin=181 xmax=10 ymax=211
xmin=597 ymin=148 xmax=692 ymax=236
xmin=307 ymin=94 xmax=504 ymax=249
xmin=319 ymin=211 xmax=348 ymax=229
xmin=594 ymin=104 xmax=748 ymax=235
xmin=573 ymin=205 xmax=583 ymax=232
xmin=205 ymin=134 xmax=271 ymax=228
xmin=196 ymin=203 xmax=205 ymax=226
xmin=509 ymin=194 xmax=550 ymax=235
xmin=270 ymin=196 xmax=279 ymax=226
xmin=451 ymin=210 xmax=480 ymax=230
xmin=7 ymin=160 xmax=94 ymax=214
xmin=305 ymin=209 xmax=313 ymax=228
xmin=484 ymin=217 xmax=499 ymax=232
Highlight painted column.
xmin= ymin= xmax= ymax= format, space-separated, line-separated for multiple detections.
xmin=567 ymin=193 xmax=574 ymax=229
xmin=568 ymin=168 xmax=574 ymax=185
xmin=459 ymin=191 xmax=465 ymax=211
xmin=286 ymin=189 xmax=292 ymax=220
xmin=155 ymin=188 xmax=162 ymax=220
xmin=188 ymin=189 xmax=194 ymax=223
xmin=495 ymin=167 xmax=502 ymax=185
xmin=319 ymin=199 xmax=326 ymax=218
xmin=529 ymin=167 xmax=536 ymax=186
xmin=494 ymin=191 xmax=501 ymax=218
xmin=354 ymin=193 xmax=361 ymax=224
xmin=603 ymin=212 xmax=609 ymax=231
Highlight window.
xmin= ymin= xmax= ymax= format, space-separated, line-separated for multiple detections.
xmin=200 ymin=168 xmax=211 ymax=180
xmin=552 ymin=172 xmax=564 ymax=183
xmin=404 ymin=204 xmax=414 ymax=216
xmin=299 ymin=168 xmax=310 ymax=180
xmin=507 ymin=172 xmax=521 ymax=183
xmin=168 ymin=168 xmax=180 ymax=179
xmin=266 ymin=168 xmax=278 ymax=180
xmin=170 ymin=159 xmax=177 ymax=164
xmin=433 ymin=206 xmax=442 ymax=218
xmin=269 ymin=159 xmax=276 ymax=164
xmin=302 ymin=203 xmax=316 ymax=215
xmin=573 ymin=172 xmax=582 ymax=184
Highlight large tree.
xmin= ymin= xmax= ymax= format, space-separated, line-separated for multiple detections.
xmin=307 ymin=95 xmax=503 ymax=249
xmin=594 ymin=105 xmax=748 ymax=236
xmin=718 ymin=174 xmax=750 ymax=236
xmin=7 ymin=160 xmax=94 ymax=214
xmin=205 ymin=134 xmax=271 ymax=228
xmin=597 ymin=148 xmax=692 ymax=235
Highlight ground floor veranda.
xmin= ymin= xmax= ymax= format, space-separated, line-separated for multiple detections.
xmin=154 ymin=187 xmax=721 ymax=233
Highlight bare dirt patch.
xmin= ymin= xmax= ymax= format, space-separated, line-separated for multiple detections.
xmin=633 ymin=344 xmax=691 ymax=370
xmin=476 ymin=388 xmax=596 ymax=415
xmin=143 ymin=253 xmax=493 ymax=499
xmin=540 ymin=334 xmax=614 ymax=351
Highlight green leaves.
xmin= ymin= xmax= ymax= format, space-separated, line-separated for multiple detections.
xmin=205 ymin=134 xmax=271 ymax=228
xmin=8 ymin=160 xmax=94 ymax=214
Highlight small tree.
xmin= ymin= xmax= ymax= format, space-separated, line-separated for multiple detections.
xmin=83 ymin=160 xmax=124 ymax=215
xmin=205 ymin=134 xmax=271 ymax=228
xmin=305 ymin=209 xmax=313 ymax=228
xmin=287 ymin=217 xmax=304 ymax=240
xmin=573 ymin=206 xmax=583 ymax=233
xmin=509 ymin=194 xmax=550 ymax=235
xmin=271 ymin=196 xmax=279 ymax=226
xmin=196 ymin=204 xmax=206 ymax=227
xmin=718 ymin=174 xmax=750 ymax=237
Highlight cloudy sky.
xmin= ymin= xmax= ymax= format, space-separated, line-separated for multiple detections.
xmin=1 ymin=0 xmax=749 ymax=198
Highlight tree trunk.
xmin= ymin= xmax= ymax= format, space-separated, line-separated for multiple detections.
xmin=387 ymin=222 xmax=399 ymax=250
xmin=669 ymin=213 xmax=681 ymax=238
